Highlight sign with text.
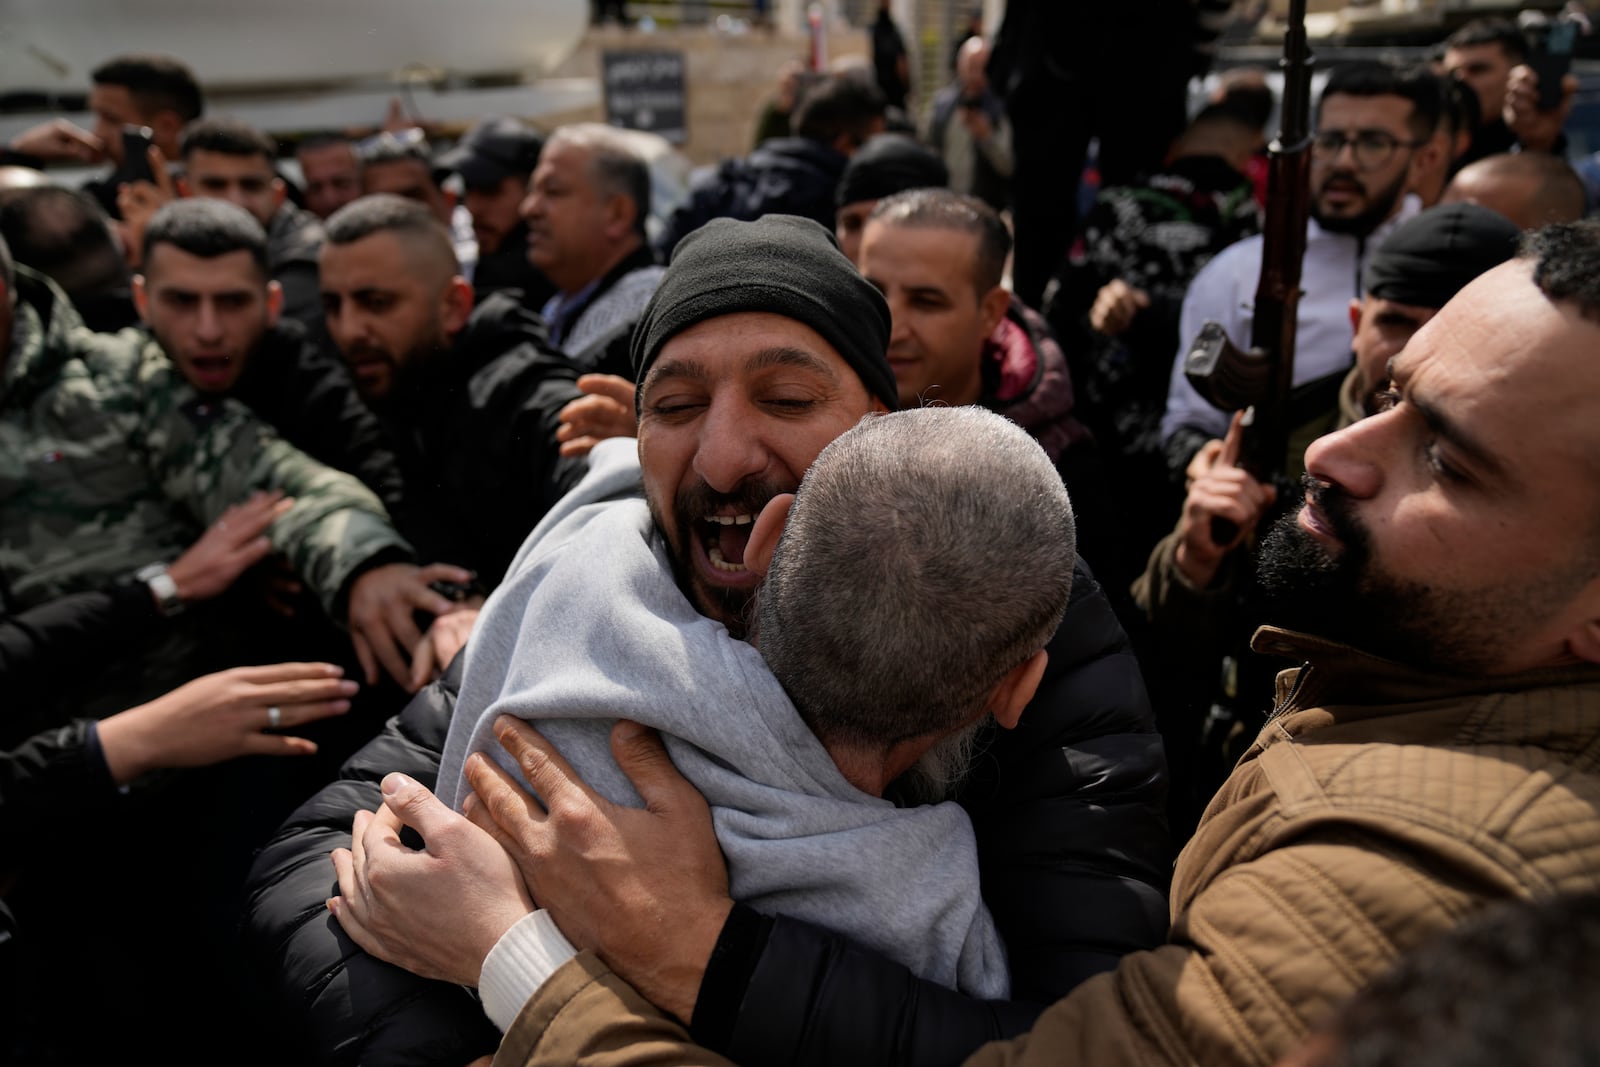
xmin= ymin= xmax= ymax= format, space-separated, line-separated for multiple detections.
xmin=602 ymin=49 xmax=687 ymax=144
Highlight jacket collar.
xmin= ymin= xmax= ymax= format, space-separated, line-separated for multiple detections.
xmin=1252 ymin=625 xmax=1600 ymax=718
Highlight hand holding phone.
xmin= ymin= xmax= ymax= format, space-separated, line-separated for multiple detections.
xmin=120 ymin=124 xmax=157 ymax=185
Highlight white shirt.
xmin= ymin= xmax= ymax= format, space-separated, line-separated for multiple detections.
xmin=1160 ymin=196 xmax=1420 ymax=445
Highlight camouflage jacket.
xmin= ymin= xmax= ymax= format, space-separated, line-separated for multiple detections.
xmin=0 ymin=269 xmax=413 ymax=621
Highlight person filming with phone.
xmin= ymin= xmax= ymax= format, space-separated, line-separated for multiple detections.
xmin=0 ymin=54 xmax=201 ymax=223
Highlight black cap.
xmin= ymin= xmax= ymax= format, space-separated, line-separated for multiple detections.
xmin=631 ymin=215 xmax=898 ymax=411
xmin=836 ymin=134 xmax=949 ymax=207
xmin=435 ymin=117 xmax=543 ymax=189
xmin=1363 ymin=203 xmax=1522 ymax=309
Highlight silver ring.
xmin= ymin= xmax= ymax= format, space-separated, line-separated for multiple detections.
xmin=267 ymin=705 xmax=282 ymax=729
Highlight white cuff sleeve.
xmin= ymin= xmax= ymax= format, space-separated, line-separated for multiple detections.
xmin=477 ymin=909 xmax=579 ymax=1033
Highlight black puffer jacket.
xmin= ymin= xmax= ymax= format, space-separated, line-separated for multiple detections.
xmin=243 ymin=561 xmax=1170 ymax=1066
xmin=656 ymin=138 xmax=846 ymax=258
xmin=374 ymin=293 xmax=587 ymax=587
xmin=244 ymin=656 xmax=500 ymax=1064
xmin=689 ymin=559 xmax=1172 ymax=1066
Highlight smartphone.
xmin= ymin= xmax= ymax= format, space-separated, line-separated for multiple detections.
xmin=1526 ymin=19 xmax=1577 ymax=113
xmin=119 ymin=124 xmax=157 ymax=185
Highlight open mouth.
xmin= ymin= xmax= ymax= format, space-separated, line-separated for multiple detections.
xmin=187 ymin=354 xmax=233 ymax=388
xmin=696 ymin=512 xmax=756 ymax=573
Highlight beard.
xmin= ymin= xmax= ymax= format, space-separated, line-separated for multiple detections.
xmin=894 ymin=714 xmax=991 ymax=805
xmin=1312 ymin=165 xmax=1409 ymax=237
xmin=347 ymin=332 xmax=450 ymax=409
xmin=650 ymin=475 xmax=791 ymax=641
xmin=1256 ymin=476 xmax=1583 ymax=675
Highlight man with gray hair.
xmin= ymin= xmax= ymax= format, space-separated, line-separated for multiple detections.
xmin=520 ymin=122 xmax=662 ymax=371
xmin=362 ymin=405 xmax=1073 ymax=1028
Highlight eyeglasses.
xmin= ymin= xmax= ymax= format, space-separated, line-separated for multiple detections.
xmin=1311 ymin=129 xmax=1423 ymax=170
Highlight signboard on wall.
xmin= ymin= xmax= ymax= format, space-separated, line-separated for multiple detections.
xmin=601 ymin=49 xmax=687 ymax=144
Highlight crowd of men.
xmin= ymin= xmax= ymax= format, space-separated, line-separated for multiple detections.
xmin=2 ymin=6 xmax=1600 ymax=1064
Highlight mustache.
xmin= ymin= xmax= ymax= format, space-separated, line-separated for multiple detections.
xmin=342 ymin=341 xmax=394 ymax=364
xmin=1302 ymin=474 xmax=1368 ymax=551
xmin=674 ymin=477 xmax=791 ymax=524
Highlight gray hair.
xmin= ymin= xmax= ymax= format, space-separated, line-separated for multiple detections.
xmin=546 ymin=123 xmax=651 ymax=238
xmin=757 ymin=406 xmax=1074 ymax=754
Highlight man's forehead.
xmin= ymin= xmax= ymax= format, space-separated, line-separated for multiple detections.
xmin=146 ymin=245 xmax=263 ymax=288
xmin=1318 ymin=92 xmax=1414 ymax=129
xmin=188 ymin=150 xmax=273 ymax=176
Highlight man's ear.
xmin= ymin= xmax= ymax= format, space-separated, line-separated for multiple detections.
xmin=603 ymin=192 xmax=636 ymax=242
xmin=265 ymin=279 xmax=284 ymax=327
xmin=175 ymin=175 xmax=192 ymax=198
xmin=1407 ymin=134 xmax=1445 ymax=196
xmin=1348 ymin=297 xmax=1362 ymax=339
xmin=132 ymin=273 xmax=150 ymax=323
xmin=271 ymin=176 xmax=288 ymax=212
xmin=440 ymin=276 xmax=474 ymax=336
xmin=1570 ymin=619 xmax=1600 ymax=665
xmin=745 ymin=493 xmax=796 ymax=579
xmin=1564 ymin=582 xmax=1600 ymax=664
xmin=988 ymin=649 xmax=1047 ymax=730
xmin=978 ymin=284 xmax=1010 ymax=337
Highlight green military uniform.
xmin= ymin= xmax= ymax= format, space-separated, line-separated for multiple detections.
xmin=0 ymin=269 xmax=413 ymax=719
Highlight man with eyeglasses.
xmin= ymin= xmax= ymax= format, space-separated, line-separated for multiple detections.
xmin=1160 ymin=62 xmax=1445 ymax=477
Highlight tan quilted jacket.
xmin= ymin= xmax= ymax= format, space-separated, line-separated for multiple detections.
xmin=495 ymin=627 xmax=1600 ymax=1067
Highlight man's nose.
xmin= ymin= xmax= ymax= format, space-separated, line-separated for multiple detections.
xmin=196 ymin=300 xmax=223 ymax=340
xmin=519 ymin=190 xmax=541 ymax=221
xmin=692 ymin=397 xmax=771 ymax=494
xmin=1303 ymin=412 xmax=1388 ymax=501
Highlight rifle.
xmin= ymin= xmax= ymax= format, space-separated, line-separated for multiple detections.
xmin=1183 ymin=0 xmax=1315 ymax=540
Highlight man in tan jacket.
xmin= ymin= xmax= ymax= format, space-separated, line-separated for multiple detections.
xmin=462 ymin=221 xmax=1600 ymax=1066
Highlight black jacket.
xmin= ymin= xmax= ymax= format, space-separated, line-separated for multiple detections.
xmin=656 ymin=138 xmax=847 ymax=259
xmin=372 ymin=293 xmax=588 ymax=587
xmin=230 ymin=319 xmax=410 ymax=523
xmin=242 ymin=561 xmax=1171 ymax=1066
xmin=472 ymin=221 xmax=558 ymax=312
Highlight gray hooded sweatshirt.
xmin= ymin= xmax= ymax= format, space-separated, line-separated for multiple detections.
xmin=437 ymin=438 xmax=1009 ymax=998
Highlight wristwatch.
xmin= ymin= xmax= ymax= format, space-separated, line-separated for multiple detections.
xmin=136 ymin=562 xmax=185 ymax=617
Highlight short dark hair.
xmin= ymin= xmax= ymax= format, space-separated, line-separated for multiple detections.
xmin=1318 ymin=61 xmax=1445 ymax=142
xmin=179 ymin=116 xmax=278 ymax=164
xmin=868 ymin=188 xmax=1012 ymax=294
xmin=1522 ymin=220 xmax=1600 ymax=326
xmin=1441 ymin=75 xmax=1482 ymax=140
xmin=1445 ymin=17 xmax=1528 ymax=64
xmin=142 ymin=198 xmax=268 ymax=278
xmin=91 ymin=55 xmax=204 ymax=123
xmin=793 ymin=73 xmax=887 ymax=148
xmin=0 ymin=186 xmax=127 ymax=297
xmin=297 ymin=132 xmax=357 ymax=156
xmin=323 ymin=193 xmax=458 ymax=272
xmin=1325 ymin=892 xmax=1600 ymax=1067
xmin=1210 ymin=81 xmax=1275 ymax=133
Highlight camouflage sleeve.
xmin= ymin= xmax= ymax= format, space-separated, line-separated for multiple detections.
xmin=129 ymin=339 xmax=414 ymax=619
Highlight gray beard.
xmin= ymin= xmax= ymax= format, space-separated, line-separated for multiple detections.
xmin=894 ymin=714 xmax=991 ymax=805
